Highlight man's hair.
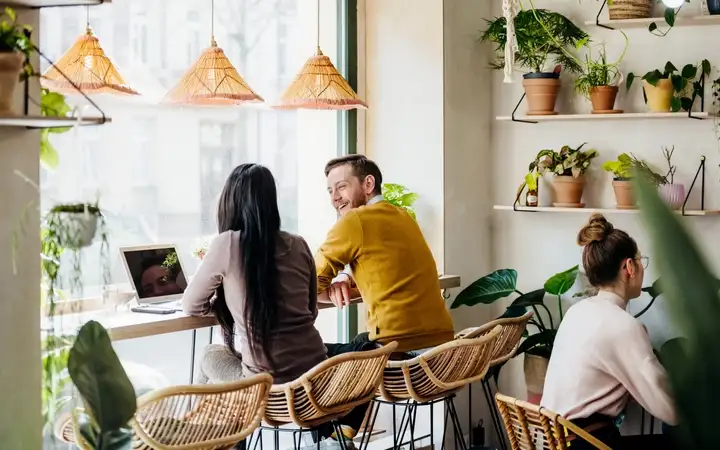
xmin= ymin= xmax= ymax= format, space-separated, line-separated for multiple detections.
xmin=324 ymin=154 xmax=383 ymax=195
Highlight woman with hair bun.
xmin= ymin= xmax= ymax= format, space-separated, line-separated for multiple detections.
xmin=541 ymin=214 xmax=678 ymax=449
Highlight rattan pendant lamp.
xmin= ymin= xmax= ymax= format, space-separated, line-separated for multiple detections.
xmin=162 ymin=0 xmax=263 ymax=105
xmin=274 ymin=0 xmax=366 ymax=110
xmin=41 ymin=7 xmax=138 ymax=95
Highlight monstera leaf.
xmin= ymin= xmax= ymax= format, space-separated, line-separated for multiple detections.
xmin=451 ymin=269 xmax=518 ymax=308
xmin=544 ymin=265 xmax=579 ymax=296
xmin=635 ymin=176 xmax=720 ymax=449
xmin=510 ymin=288 xmax=545 ymax=307
xmin=68 ymin=321 xmax=136 ymax=449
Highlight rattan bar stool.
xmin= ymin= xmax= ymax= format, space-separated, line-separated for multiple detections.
xmin=455 ymin=311 xmax=533 ymax=450
xmin=251 ymin=341 xmax=397 ymax=450
xmin=495 ymin=393 xmax=611 ymax=450
xmin=370 ymin=326 xmax=501 ymax=450
xmin=55 ymin=373 xmax=273 ymax=450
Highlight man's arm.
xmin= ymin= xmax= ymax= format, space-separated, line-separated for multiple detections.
xmin=315 ymin=211 xmax=363 ymax=294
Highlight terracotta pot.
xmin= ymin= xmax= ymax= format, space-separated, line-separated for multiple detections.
xmin=659 ymin=184 xmax=686 ymax=210
xmin=590 ymin=86 xmax=618 ymax=112
xmin=643 ymin=79 xmax=674 ymax=113
xmin=553 ymin=175 xmax=586 ymax=207
xmin=612 ymin=179 xmax=636 ymax=209
xmin=524 ymin=354 xmax=549 ymax=405
xmin=0 ymin=52 xmax=23 ymax=115
xmin=522 ymin=73 xmax=560 ymax=115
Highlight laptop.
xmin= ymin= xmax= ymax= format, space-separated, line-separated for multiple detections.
xmin=120 ymin=244 xmax=189 ymax=313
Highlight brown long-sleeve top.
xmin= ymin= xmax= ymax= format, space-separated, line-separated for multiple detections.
xmin=182 ymin=230 xmax=327 ymax=384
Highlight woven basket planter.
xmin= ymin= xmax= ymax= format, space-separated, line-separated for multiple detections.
xmin=608 ymin=0 xmax=652 ymax=19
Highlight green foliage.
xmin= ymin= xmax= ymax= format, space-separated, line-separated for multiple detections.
xmin=627 ymin=60 xmax=711 ymax=113
xmin=530 ymin=143 xmax=599 ymax=179
xmin=382 ymin=183 xmax=418 ymax=219
xmin=574 ymin=41 xmax=627 ymax=98
xmin=50 ymin=203 xmax=102 ymax=215
xmin=602 ymin=153 xmax=664 ymax=186
xmin=0 ymin=7 xmax=33 ymax=78
xmin=452 ymin=265 xmax=580 ymax=358
xmin=634 ymin=174 xmax=720 ymax=449
xmin=42 ymin=334 xmax=74 ymax=432
xmin=40 ymin=88 xmax=73 ymax=169
xmin=480 ymin=9 xmax=587 ymax=74
xmin=451 ymin=269 xmax=518 ymax=308
xmin=648 ymin=0 xmax=692 ymax=37
xmin=68 ymin=321 xmax=136 ymax=450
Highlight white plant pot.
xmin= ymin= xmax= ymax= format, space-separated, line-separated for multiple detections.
xmin=55 ymin=213 xmax=99 ymax=249
xmin=658 ymin=184 xmax=686 ymax=210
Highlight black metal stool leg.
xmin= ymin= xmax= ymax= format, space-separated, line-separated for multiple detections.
xmin=448 ymin=397 xmax=468 ymax=450
xmin=483 ymin=377 xmax=507 ymax=450
xmin=441 ymin=403 xmax=450 ymax=450
xmin=359 ymin=401 xmax=381 ymax=450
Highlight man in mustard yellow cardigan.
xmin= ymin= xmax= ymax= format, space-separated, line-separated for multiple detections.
xmin=308 ymin=154 xmax=455 ymax=448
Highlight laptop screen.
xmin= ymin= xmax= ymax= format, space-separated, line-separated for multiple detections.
xmin=121 ymin=246 xmax=188 ymax=302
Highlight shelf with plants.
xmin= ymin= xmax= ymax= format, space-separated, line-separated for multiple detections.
xmin=588 ymin=0 xmax=720 ymax=35
xmin=496 ymin=111 xmax=714 ymax=122
xmin=493 ymin=205 xmax=720 ymax=216
xmin=510 ymin=142 xmax=714 ymax=217
xmin=585 ymin=15 xmax=720 ymax=29
xmin=484 ymin=3 xmax=714 ymax=123
xmin=0 ymin=0 xmax=109 ymax=7
xmin=0 ymin=8 xmax=110 ymax=130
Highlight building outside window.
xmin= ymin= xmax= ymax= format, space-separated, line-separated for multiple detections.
xmin=39 ymin=0 xmax=347 ymax=349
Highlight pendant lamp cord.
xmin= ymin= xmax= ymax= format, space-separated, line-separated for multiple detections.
xmin=86 ymin=5 xmax=89 ymax=29
xmin=211 ymin=0 xmax=215 ymax=40
xmin=316 ymin=0 xmax=320 ymax=51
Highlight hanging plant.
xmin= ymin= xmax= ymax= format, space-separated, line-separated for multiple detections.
xmin=712 ymin=76 xmax=720 ymax=146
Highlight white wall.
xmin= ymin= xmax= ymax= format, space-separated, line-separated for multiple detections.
xmin=0 ymin=10 xmax=41 ymax=448
xmin=490 ymin=0 xmax=719 ymax=424
xmin=364 ymin=0 xmax=494 ymax=446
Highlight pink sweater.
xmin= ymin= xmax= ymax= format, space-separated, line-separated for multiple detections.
xmin=541 ymin=290 xmax=677 ymax=425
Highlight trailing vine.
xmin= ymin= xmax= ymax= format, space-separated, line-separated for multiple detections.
xmin=713 ymin=76 xmax=720 ymax=146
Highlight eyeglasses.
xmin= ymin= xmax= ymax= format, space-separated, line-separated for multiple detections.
xmin=638 ymin=256 xmax=650 ymax=269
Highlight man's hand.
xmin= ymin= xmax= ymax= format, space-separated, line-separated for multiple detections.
xmin=328 ymin=273 xmax=353 ymax=309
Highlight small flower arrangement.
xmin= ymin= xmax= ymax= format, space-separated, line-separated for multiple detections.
xmin=193 ymin=235 xmax=216 ymax=260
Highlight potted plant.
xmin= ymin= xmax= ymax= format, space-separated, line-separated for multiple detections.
xmin=0 ymin=7 xmax=32 ymax=115
xmin=68 ymin=320 xmax=136 ymax=450
xmin=480 ymin=9 xmax=587 ymax=115
xmin=382 ymin=183 xmax=419 ymax=219
xmin=46 ymin=203 xmax=103 ymax=249
xmin=451 ymin=266 xmax=581 ymax=403
xmin=602 ymin=153 xmax=664 ymax=209
xmin=575 ymin=41 xmax=628 ymax=113
xmin=657 ymin=145 xmax=685 ymax=210
xmin=529 ymin=143 xmax=599 ymax=207
xmin=627 ymin=60 xmax=711 ymax=113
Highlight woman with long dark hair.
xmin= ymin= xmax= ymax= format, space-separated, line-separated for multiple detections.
xmin=182 ymin=163 xmax=327 ymax=384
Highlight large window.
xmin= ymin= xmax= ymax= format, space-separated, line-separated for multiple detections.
xmin=39 ymin=0 xmax=349 ymax=342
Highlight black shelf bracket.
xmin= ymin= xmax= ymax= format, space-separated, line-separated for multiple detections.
xmin=688 ymin=72 xmax=706 ymax=120
xmin=511 ymin=93 xmax=537 ymax=124
xmin=22 ymin=29 xmax=108 ymax=128
xmin=595 ymin=0 xmax=615 ymax=30
xmin=681 ymin=156 xmax=705 ymax=216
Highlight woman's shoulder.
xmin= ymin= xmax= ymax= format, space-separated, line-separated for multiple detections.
xmin=279 ymin=231 xmax=310 ymax=249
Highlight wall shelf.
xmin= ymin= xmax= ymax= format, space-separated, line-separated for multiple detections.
xmin=494 ymin=205 xmax=720 ymax=216
xmin=0 ymin=116 xmax=110 ymax=129
xmin=0 ymin=0 xmax=109 ymax=7
xmin=586 ymin=15 xmax=720 ymax=29
xmin=497 ymin=112 xmax=713 ymax=122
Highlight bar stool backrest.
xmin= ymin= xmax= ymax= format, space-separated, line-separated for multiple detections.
xmin=264 ymin=341 xmax=398 ymax=428
xmin=380 ymin=326 xmax=502 ymax=403
xmin=495 ymin=393 xmax=612 ymax=450
xmin=455 ymin=311 xmax=534 ymax=366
